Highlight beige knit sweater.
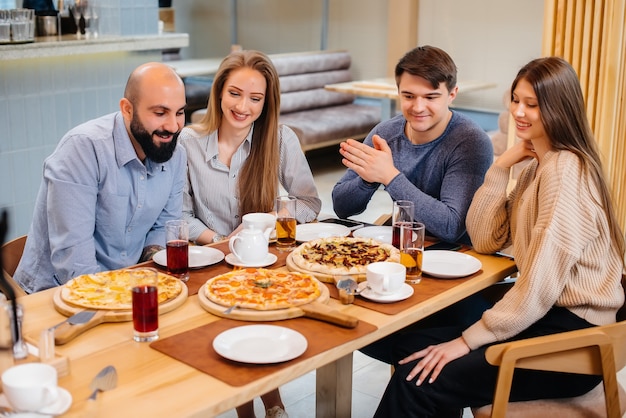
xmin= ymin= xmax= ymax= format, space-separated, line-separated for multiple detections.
xmin=464 ymin=150 xmax=624 ymax=350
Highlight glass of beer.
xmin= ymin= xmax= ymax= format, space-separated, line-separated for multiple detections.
xmin=165 ymin=219 xmax=189 ymax=282
xmin=400 ymin=222 xmax=425 ymax=284
xmin=131 ymin=268 xmax=159 ymax=342
xmin=391 ymin=200 xmax=414 ymax=248
xmin=275 ymin=196 xmax=297 ymax=252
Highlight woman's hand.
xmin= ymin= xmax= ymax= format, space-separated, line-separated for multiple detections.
xmin=399 ymin=337 xmax=470 ymax=385
xmin=494 ymin=139 xmax=536 ymax=169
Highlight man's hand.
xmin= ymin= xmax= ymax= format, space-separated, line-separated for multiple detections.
xmin=399 ymin=337 xmax=470 ymax=385
xmin=139 ymin=245 xmax=164 ymax=263
xmin=339 ymin=135 xmax=400 ymax=185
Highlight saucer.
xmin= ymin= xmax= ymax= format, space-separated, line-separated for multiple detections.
xmin=225 ymin=253 xmax=278 ymax=268
xmin=0 ymin=387 xmax=72 ymax=417
xmin=37 ymin=387 xmax=72 ymax=415
xmin=358 ymin=281 xmax=414 ymax=303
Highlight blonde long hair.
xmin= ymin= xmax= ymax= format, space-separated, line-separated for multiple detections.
xmin=192 ymin=50 xmax=281 ymax=216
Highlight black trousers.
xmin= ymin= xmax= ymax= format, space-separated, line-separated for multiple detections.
xmin=373 ymin=307 xmax=602 ymax=417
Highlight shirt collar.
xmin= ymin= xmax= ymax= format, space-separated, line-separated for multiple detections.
xmin=205 ymin=124 xmax=255 ymax=162
xmin=113 ymin=112 xmax=165 ymax=176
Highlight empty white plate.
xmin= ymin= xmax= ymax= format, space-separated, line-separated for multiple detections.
xmin=352 ymin=226 xmax=393 ymax=244
xmin=153 ymin=246 xmax=225 ymax=269
xmin=296 ymin=223 xmax=350 ymax=242
xmin=213 ymin=325 xmax=308 ymax=364
xmin=422 ymin=250 xmax=482 ymax=279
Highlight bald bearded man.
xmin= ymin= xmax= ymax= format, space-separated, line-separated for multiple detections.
xmin=15 ymin=62 xmax=188 ymax=293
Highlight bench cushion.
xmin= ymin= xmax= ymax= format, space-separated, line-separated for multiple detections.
xmin=280 ymin=103 xmax=380 ymax=151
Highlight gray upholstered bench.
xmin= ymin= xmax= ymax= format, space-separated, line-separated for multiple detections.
xmin=190 ymin=50 xmax=381 ymax=151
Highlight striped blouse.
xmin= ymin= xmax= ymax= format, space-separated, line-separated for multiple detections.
xmin=179 ymin=124 xmax=321 ymax=240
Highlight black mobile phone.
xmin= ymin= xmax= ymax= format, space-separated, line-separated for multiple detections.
xmin=319 ymin=218 xmax=364 ymax=231
xmin=425 ymin=241 xmax=462 ymax=251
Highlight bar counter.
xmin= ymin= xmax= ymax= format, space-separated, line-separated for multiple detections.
xmin=0 ymin=33 xmax=189 ymax=60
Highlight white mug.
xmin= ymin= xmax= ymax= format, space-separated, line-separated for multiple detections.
xmin=2 ymin=362 xmax=59 ymax=412
xmin=242 ymin=212 xmax=276 ymax=233
xmin=366 ymin=262 xmax=406 ymax=295
xmin=229 ymin=228 xmax=269 ymax=264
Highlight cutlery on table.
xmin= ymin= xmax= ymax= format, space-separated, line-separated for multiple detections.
xmin=54 ymin=310 xmax=107 ymax=345
xmin=88 ymin=365 xmax=118 ymax=400
xmin=51 ymin=310 xmax=96 ymax=330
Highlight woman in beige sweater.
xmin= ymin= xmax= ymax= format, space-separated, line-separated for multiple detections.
xmin=374 ymin=56 xmax=625 ymax=417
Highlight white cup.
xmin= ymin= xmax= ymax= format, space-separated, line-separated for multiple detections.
xmin=366 ymin=262 xmax=406 ymax=295
xmin=2 ymin=363 xmax=59 ymax=412
xmin=242 ymin=213 xmax=276 ymax=235
xmin=229 ymin=228 xmax=269 ymax=264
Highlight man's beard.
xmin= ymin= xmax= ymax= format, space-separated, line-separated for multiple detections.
xmin=130 ymin=114 xmax=179 ymax=163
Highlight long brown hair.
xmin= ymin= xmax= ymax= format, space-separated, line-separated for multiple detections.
xmin=511 ymin=56 xmax=625 ymax=261
xmin=192 ymin=50 xmax=280 ymax=216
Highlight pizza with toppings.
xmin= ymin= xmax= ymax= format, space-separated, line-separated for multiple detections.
xmin=204 ymin=268 xmax=322 ymax=311
xmin=290 ymin=236 xmax=400 ymax=276
xmin=61 ymin=269 xmax=183 ymax=310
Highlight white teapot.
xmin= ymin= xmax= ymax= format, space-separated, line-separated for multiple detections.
xmin=228 ymin=227 xmax=269 ymax=264
xmin=242 ymin=212 xmax=276 ymax=242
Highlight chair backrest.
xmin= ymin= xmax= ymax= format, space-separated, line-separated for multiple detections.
xmin=1 ymin=235 xmax=27 ymax=297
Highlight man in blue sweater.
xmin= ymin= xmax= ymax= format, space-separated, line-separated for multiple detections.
xmin=332 ymin=45 xmax=493 ymax=244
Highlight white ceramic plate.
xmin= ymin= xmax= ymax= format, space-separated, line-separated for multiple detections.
xmin=358 ymin=281 xmax=414 ymax=303
xmin=422 ymin=250 xmax=482 ymax=279
xmin=352 ymin=226 xmax=393 ymax=244
xmin=153 ymin=246 xmax=225 ymax=269
xmin=213 ymin=325 xmax=308 ymax=364
xmin=296 ymin=223 xmax=350 ymax=242
xmin=225 ymin=253 xmax=278 ymax=268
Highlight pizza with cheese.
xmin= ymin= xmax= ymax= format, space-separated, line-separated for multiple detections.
xmin=61 ymin=269 xmax=183 ymax=310
xmin=204 ymin=268 xmax=321 ymax=311
xmin=290 ymin=236 xmax=400 ymax=276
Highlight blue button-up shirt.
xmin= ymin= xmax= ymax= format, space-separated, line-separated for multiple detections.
xmin=14 ymin=112 xmax=187 ymax=293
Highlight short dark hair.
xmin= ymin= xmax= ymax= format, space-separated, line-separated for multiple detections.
xmin=395 ymin=45 xmax=457 ymax=92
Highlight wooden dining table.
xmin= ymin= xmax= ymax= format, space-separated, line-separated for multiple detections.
xmin=16 ymin=239 xmax=516 ymax=417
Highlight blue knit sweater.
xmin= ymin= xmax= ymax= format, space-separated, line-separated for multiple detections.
xmin=332 ymin=111 xmax=493 ymax=244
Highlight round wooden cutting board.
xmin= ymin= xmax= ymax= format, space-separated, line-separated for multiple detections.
xmin=53 ymin=281 xmax=189 ymax=321
xmin=285 ymin=253 xmax=367 ymax=283
xmin=198 ymin=278 xmax=329 ymax=321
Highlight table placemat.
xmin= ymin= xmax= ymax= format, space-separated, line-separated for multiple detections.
xmin=150 ymin=317 xmax=377 ymax=387
xmin=323 ymin=270 xmax=482 ymax=315
xmin=150 ymin=242 xmax=290 ymax=296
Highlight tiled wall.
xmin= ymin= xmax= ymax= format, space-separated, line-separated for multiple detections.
xmin=98 ymin=0 xmax=159 ymax=36
xmin=0 ymin=52 xmax=161 ymax=240
xmin=0 ymin=0 xmax=162 ymax=240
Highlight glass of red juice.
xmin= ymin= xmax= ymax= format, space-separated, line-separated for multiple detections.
xmin=391 ymin=200 xmax=414 ymax=248
xmin=131 ymin=267 xmax=159 ymax=342
xmin=166 ymin=219 xmax=189 ymax=282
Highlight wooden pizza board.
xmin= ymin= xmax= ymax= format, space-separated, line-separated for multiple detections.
xmin=285 ymin=253 xmax=367 ymax=283
xmin=52 ymin=282 xmax=188 ymax=344
xmin=198 ymin=278 xmax=358 ymax=328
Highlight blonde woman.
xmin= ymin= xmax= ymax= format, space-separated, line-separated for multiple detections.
xmin=179 ymin=50 xmax=321 ymax=418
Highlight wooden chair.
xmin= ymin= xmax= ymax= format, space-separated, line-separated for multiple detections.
xmin=1 ymin=235 xmax=27 ymax=297
xmin=472 ymin=274 xmax=626 ymax=418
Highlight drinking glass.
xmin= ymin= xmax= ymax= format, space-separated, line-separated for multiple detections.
xmin=275 ymin=196 xmax=297 ymax=252
xmin=131 ymin=268 xmax=159 ymax=342
xmin=9 ymin=9 xmax=30 ymax=42
xmin=70 ymin=0 xmax=86 ymax=37
xmin=399 ymin=222 xmax=425 ymax=284
xmin=83 ymin=0 xmax=98 ymax=38
xmin=391 ymin=200 xmax=414 ymax=248
xmin=165 ymin=219 xmax=189 ymax=282
xmin=0 ymin=10 xmax=10 ymax=43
